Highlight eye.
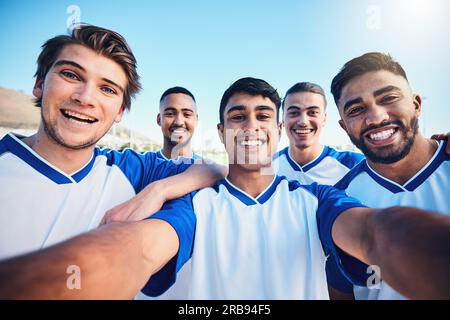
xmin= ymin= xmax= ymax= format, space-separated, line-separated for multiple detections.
xmin=347 ymin=105 xmax=364 ymax=116
xmin=380 ymin=95 xmax=398 ymax=104
xmin=164 ymin=111 xmax=175 ymax=117
xmin=288 ymin=111 xmax=299 ymax=117
xmin=230 ymin=114 xmax=245 ymax=121
xmin=184 ymin=112 xmax=193 ymax=118
xmin=308 ymin=110 xmax=319 ymax=117
xmin=60 ymin=70 xmax=80 ymax=81
xmin=101 ymin=86 xmax=116 ymax=95
xmin=257 ymin=113 xmax=271 ymax=120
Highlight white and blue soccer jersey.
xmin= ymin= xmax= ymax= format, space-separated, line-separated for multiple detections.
xmin=329 ymin=140 xmax=450 ymax=300
xmin=142 ymin=176 xmax=367 ymax=299
xmin=0 ymin=133 xmax=191 ymax=260
xmin=273 ymin=145 xmax=364 ymax=185
xmin=156 ymin=149 xmax=202 ymax=162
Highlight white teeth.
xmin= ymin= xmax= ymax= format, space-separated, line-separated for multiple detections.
xmin=173 ymin=129 xmax=187 ymax=134
xmin=63 ymin=110 xmax=96 ymax=122
xmin=240 ymin=140 xmax=263 ymax=146
xmin=369 ymin=129 xmax=395 ymax=141
xmin=294 ymin=129 xmax=313 ymax=134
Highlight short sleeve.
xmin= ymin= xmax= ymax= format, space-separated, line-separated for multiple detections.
xmin=102 ymin=148 xmax=192 ymax=193
xmin=308 ymin=183 xmax=369 ymax=286
xmin=140 ymin=193 xmax=196 ymax=297
xmin=325 ymin=255 xmax=353 ymax=293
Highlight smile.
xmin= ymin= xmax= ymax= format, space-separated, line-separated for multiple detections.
xmin=292 ymin=128 xmax=314 ymax=135
xmin=365 ymin=127 xmax=399 ymax=142
xmin=239 ymin=140 xmax=264 ymax=146
xmin=172 ymin=128 xmax=188 ymax=134
xmin=61 ymin=109 xmax=98 ymax=124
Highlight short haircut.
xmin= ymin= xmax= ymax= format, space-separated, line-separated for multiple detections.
xmin=282 ymin=82 xmax=327 ymax=109
xmin=34 ymin=23 xmax=141 ymax=111
xmin=159 ymin=86 xmax=196 ymax=103
xmin=219 ymin=77 xmax=281 ymax=124
xmin=331 ymin=52 xmax=408 ymax=105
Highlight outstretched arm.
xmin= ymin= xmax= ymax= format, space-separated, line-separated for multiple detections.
xmin=332 ymin=206 xmax=450 ymax=299
xmin=102 ymin=160 xmax=227 ymax=224
xmin=0 ymin=219 xmax=178 ymax=299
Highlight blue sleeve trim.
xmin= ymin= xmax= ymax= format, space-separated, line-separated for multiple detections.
xmin=141 ymin=193 xmax=196 ymax=297
xmin=104 ymin=149 xmax=192 ymax=193
xmin=326 ymin=255 xmax=354 ymax=293
xmin=327 ymin=147 xmax=365 ymax=169
xmin=310 ymin=183 xmax=369 ymax=286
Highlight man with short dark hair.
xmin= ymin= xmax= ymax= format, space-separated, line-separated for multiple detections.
xmin=156 ymin=86 xmax=201 ymax=160
xmin=328 ymin=52 xmax=450 ymax=300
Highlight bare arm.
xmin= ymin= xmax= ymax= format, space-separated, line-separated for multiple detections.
xmin=332 ymin=206 xmax=450 ymax=299
xmin=0 ymin=219 xmax=178 ymax=299
xmin=102 ymin=160 xmax=227 ymax=224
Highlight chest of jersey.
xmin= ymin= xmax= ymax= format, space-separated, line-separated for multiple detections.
xmin=0 ymin=154 xmax=135 ymax=260
xmin=186 ymin=182 xmax=329 ymax=299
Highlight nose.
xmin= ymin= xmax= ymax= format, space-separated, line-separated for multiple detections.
xmin=295 ymin=113 xmax=308 ymax=127
xmin=245 ymin=114 xmax=260 ymax=132
xmin=366 ymin=104 xmax=389 ymax=126
xmin=174 ymin=113 xmax=184 ymax=126
xmin=71 ymin=83 xmax=95 ymax=107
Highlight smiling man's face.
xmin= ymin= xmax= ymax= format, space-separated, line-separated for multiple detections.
xmin=157 ymin=93 xmax=198 ymax=147
xmin=337 ymin=70 xmax=421 ymax=164
xmin=33 ymin=44 xmax=127 ymax=150
xmin=218 ymin=92 xmax=282 ymax=171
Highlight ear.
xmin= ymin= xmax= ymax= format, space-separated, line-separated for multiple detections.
xmin=114 ymin=106 xmax=125 ymax=123
xmin=217 ymin=123 xmax=224 ymax=144
xmin=157 ymin=113 xmax=161 ymax=126
xmin=413 ymin=94 xmax=422 ymax=117
xmin=338 ymin=119 xmax=347 ymax=133
xmin=33 ymin=79 xmax=44 ymax=99
xmin=322 ymin=111 xmax=327 ymax=127
xmin=277 ymin=122 xmax=282 ymax=139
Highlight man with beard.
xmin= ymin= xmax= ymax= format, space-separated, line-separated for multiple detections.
xmin=155 ymin=86 xmax=202 ymax=161
xmin=328 ymin=52 xmax=450 ymax=300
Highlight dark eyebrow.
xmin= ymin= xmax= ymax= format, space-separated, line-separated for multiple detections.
xmin=255 ymin=105 xmax=275 ymax=112
xmin=102 ymin=78 xmax=124 ymax=94
xmin=343 ymin=97 xmax=363 ymax=113
xmin=54 ymin=59 xmax=124 ymax=93
xmin=53 ymin=60 xmax=85 ymax=71
xmin=227 ymin=105 xmax=275 ymax=114
xmin=373 ymin=85 xmax=401 ymax=97
xmin=286 ymin=105 xmax=320 ymax=111
xmin=226 ymin=105 xmax=246 ymax=114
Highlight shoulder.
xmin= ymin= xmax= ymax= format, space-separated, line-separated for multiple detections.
xmin=334 ymin=159 xmax=367 ymax=190
xmin=95 ymin=147 xmax=160 ymax=168
xmin=326 ymin=146 xmax=365 ymax=169
xmin=273 ymin=146 xmax=289 ymax=160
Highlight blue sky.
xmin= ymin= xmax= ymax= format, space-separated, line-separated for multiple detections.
xmin=1 ymin=0 xmax=449 ymax=150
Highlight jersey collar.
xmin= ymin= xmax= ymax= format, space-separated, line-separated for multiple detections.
xmin=364 ymin=140 xmax=448 ymax=193
xmin=283 ymin=145 xmax=328 ymax=173
xmin=2 ymin=133 xmax=97 ymax=184
xmin=220 ymin=175 xmax=284 ymax=206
